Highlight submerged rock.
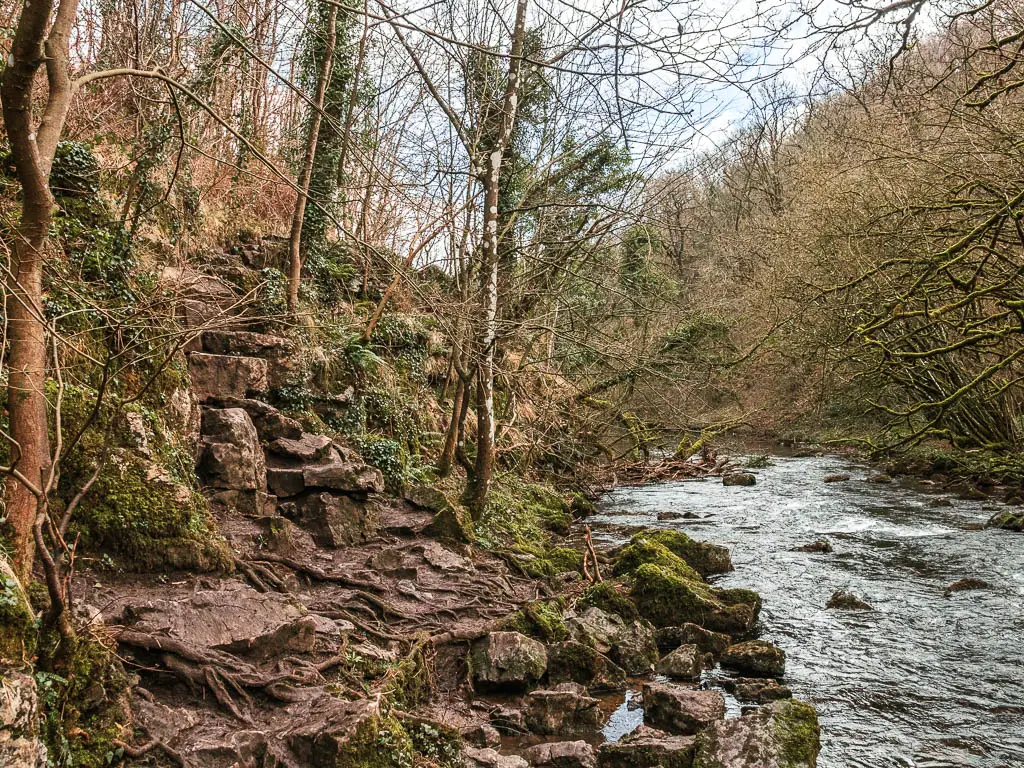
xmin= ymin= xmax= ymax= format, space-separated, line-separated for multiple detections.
xmin=866 ymin=473 xmax=893 ymax=484
xmin=642 ymin=682 xmax=725 ymax=735
xmin=655 ymin=644 xmax=703 ymax=681
xmin=944 ymin=578 xmax=990 ymax=596
xmin=720 ymin=640 xmax=786 ymax=678
xmin=826 ymin=590 xmax=872 ymax=611
xmin=823 ymin=474 xmax=850 ymax=483
xmin=988 ymin=509 xmax=1024 ymax=532
xmin=597 ymin=725 xmax=696 ymax=768
xmin=792 ymin=540 xmax=833 ymax=554
xmin=523 ymin=740 xmax=596 ymax=768
xmin=523 ymin=683 xmax=601 ymax=736
xmin=471 ymin=632 xmax=547 ymax=691
xmin=692 ymin=698 xmax=820 ymax=768
xmin=723 ymin=473 xmax=756 ymax=487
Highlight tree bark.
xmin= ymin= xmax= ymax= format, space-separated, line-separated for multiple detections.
xmin=286 ymin=1 xmax=338 ymax=315
xmin=468 ymin=0 xmax=529 ymax=511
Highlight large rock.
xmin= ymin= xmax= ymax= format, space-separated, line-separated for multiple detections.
xmin=723 ymin=677 xmax=792 ymax=704
xmin=722 ymin=473 xmax=756 ymax=487
xmin=269 ymin=433 xmax=334 ymax=462
xmin=597 ymin=725 xmax=695 ymax=768
xmin=826 ymin=590 xmax=872 ymax=611
xmin=189 ymin=352 xmax=267 ymax=402
xmin=302 ymin=450 xmax=384 ymax=494
xmin=219 ymin=397 xmax=302 ymax=441
xmin=0 ymin=671 xmax=46 ymax=767
xmin=523 ymin=683 xmax=601 ymax=736
xmin=721 ymin=640 xmax=786 ymax=678
xmin=202 ymin=330 xmax=298 ymax=388
xmin=656 ymin=624 xmax=731 ymax=658
xmin=523 ymin=740 xmax=596 ymax=768
xmin=471 ymin=632 xmax=547 ymax=691
xmin=160 ymin=266 xmax=239 ymax=330
xmin=567 ymin=607 xmax=658 ymax=675
xmin=197 ymin=408 xmax=266 ymax=493
xmin=629 ymin=531 xmax=733 ymax=577
xmin=267 ymin=466 xmax=305 ymax=498
xmin=655 ymin=644 xmax=703 ymax=681
xmin=630 ymin=565 xmax=756 ymax=636
xmin=546 ymin=642 xmax=627 ymax=692
xmin=279 ymin=492 xmax=380 ymax=547
xmin=464 ymin=747 xmax=530 ymax=768
xmin=692 ymin=699 xmax=820 ymax=768
xmin=642 ymin=683 xmax=725 ymax=736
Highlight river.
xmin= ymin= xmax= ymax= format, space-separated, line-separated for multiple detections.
xmin=592 ymin=455 xmax=1024 ymax=768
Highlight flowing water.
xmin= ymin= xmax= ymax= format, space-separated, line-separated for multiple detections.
xmin=593 ymin=455 xmax=1024 ymax=768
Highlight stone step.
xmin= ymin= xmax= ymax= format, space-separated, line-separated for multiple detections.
xmin=189 ymin=352 xmax=268 ymax=403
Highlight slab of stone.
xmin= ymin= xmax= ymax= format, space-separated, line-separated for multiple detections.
xmin=471 ymin=632 xmax=547 ymax=691
xmin=523 ymin=740 xmax=596 ymax=768
xmin=189 ymin=352 xmax=267 ymax=402
xmin=691 ymin=699 xmax=820 ymax=767
xmin=279 ymin=492 xmax=380 ymax=547
xmin=597 ymin=725 xmax=696 ymax=768
xmin=268 ymin=433 xmax=334 ymax=462
xmin=642 ymin=682 xmax=725 ymax=735
xmin=656 ymin=643 xmax=703 ymax=681
xmin=523 ymin=683 xmax=601 ymax=736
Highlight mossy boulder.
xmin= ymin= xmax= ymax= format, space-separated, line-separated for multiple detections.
xmin=424 ymin=494 xmax=476 ymax=543
xmin=717 ymin=588 xmax=763 ymax=621
xmin=304 ymin=700 xmax=416 ymax=767
xmin=634 ymin=530 xmax=733 ymax=577
xmin=546 ymin=641 xmax=628 ymax=692
xmin=721 ymin=640 xmax=786 ymax=678
xmin=630 ymin=564 xmax=756 ymax=636
xmin=548 ymin=547 xmax=585 ymax=574
xmin=692 ymin=698 xmax=820 ymax=768
xmin=578 ymin=581 xmax=639 ymax=622
xmin=502 ymin=599 xmax=569 ymax=642
xmin=988 ymin=509 xmax=1024 ymax=532
xmin=613 ymin=539 xmax=703 ymax=583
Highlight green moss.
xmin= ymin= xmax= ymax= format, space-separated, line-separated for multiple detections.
xmin=502 ymin=598 xmax=568 ymax=642
xmin=332 ymin=713 xmax=415 ymax=768
xmin=402 ymin=717 xmax=463 ymax=768
xmin=547 ymin=547 xmax=584 ymax=573
xmin=37 ymin=632 xmax=131 ymax=768
xmin=773 ymin=700 xmax=821 ymax=767
xmin=716 ymin=587 xmax=763 ymax=619
xmin=632 ymin=530 xmax=733 ymax=576
xmin=578 ymin=581 xmax=639 ymax=621
xmin=476 ymin=475 xmax=571 ymax=552
xmin=0 ymin=564 xmax=37 ymax=665
xmin=629 ymin=564 xmax=755 ymax=635
xmin=613 ymin=538 xmax=703 ymax=583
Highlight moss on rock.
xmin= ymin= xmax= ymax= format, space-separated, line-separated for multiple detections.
xmin=634 ymin=529 xmax=734 ymax=576
xmin=773 ymin=699 xmax=821 ymax=767
xmin=332 ymin=712 xmax=415 ymax=768
xmin=613 ymin=539 xmax=703 ymax=583
xmin=0 ymin=560 xmax=37 ymax=666
xmin=578 ymin=581 xmax=639 ymax=622
xmin=630 ymin=564 xmax=755 ymax=635
xmin=501 ymin=598 xmax=569 ymax=642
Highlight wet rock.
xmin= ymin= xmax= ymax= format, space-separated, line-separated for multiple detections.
xmin=723 ymin=473 xmax=756 ymax=487
xmin=657 ymin=511 xmax=683 ymax=520
xmin=826 ymin=590 xmax=872 ymax=610
xmin=691 ymin=698 xmax=820 ymax=768
xmin=278 ymin=491 xmax=380 ymax=547
xmin=302 ymin=450 xmax=384 ymax=494
xmin=655 ymin=643 xmax=703 ymax=681
xmin=189 ymin=352 xmax=267 ymax=402
xmin=567 ymin=607 xmax=658 ymax=675
xmin=267 ymin=466 xmax=305 ymax=498
xmin=471 ymin=632 xmax=548 ymax=690
xmin=944 ymin=578 xmax=990 ymax=596
xmin=546 ymin=641 xmax=628 ymax=692
xmin=630 ymin=530 xmax=733 ymax=577
xmin=462 ymin=724 xmax=502 ymax=748
xmin=642 ymin=682 xmax=725 ymax=735
xmin=721 ymin=640 xmax=786 ymax=678
xmin=866 ymin=473 xmax=893 ymax=484
xmin=823 ymin=474 xmax=850 ymax=483
xmin=464 ymin=747 xmax=530 ymax=768
xmin=722 ymin=677 xmax=792 ymax=704
xmin=218 ymin=397 xmax=302 ymax=441
xmin=792 ymin=539 xmax=833 ymax=553
xmin=489 ymin=706 xmax=526 ymax=734
xmin=0 ymin=670 xmax=46 ymax=768
xmin=524 ymin=683 xmax=601 ymax=736
xmin=268 ymin=433 xmax=334 ymax=462
xmin=523 ymin=740 xmax=596 ymax=768
xmin=597 ymin=725 xmax=696 ymax=768
xmin=201 ymin=330 xmax=297 ymax=388
xmin=656 ymin=623 xmax=732 ymax=658
xmin=630 ymin=564 xmax=757 ymax=636
xmin=931 ymin=498 xmax=954 ymax=508
xmin=988 ymin=509 xmax=1024 ymax=532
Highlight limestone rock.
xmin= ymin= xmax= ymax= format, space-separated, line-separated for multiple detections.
xmin=987 ymin=509 xmax=1024 ymax=531
xmin=567 ymin=607 xmax=658 ymax=675
xmin=546 ymin=641 xmax=627 ymax=692
xmin=655 ymin=643 xmax=703 ymax=681
xmin=597 ymin=725 xmax=695 ymax=768
xmin=630 ymin=564 xmax=757 ymax=636
xmin=189 ymin=352 xmax=267 ymax=402
xmin=523 ymin=683 xmax=601 ymax=736
xmin=691 ymin=699 xmax=820 ymax=768
xmin=720 ymin=640 xmax=786 ymax=678
xmin=302 ymin=452 xmax=384 ymax=494
xmin=198 ymin=408 xmax=266 ymax=493
xmin=723 ymin=677 xmax=793 ymax=704
xmin=0 ymin=670 xmax=47 ymax=768
xmin=219 ymin=397 xmax=303 ymax=441
xmin=462 ymin=724 xmax=502 ymax=748
xmin=642 ymin=682 xmax=725 ymax=735
xmin=267 ymin=466 xmax=305 ymax=498
xmin=202 ymin=330 xmax=297 ymax=388
xmin=826 ymin=590 xmax=872 ymax=611
xmin=279 ymin=492 xmax=380 ymax=547
xmin=464 ymin=747 xmax=530 ymax=768
xmin=269 ymin=433 xmax=334 ymax=462
xmin=722 ymin=473 xmax=756 ymax=487
xmin=471 ymin=632 xmax=547 ymax=691
xmin=656 ymin=624 xmax=731 ymax=658
xmin=523 ymin=740 xmax=596 ymax=768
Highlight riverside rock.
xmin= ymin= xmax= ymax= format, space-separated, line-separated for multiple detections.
xmin=656 ymin=623 xmax=732 ymax=658
xmin=523 ymin=741 xmax=596 ymax=768
xmin=642 ymin=682 xmax=725 ymax=735
xmin=630 ymin=530 xmax=733 ymax=576
xmin=720 ymin=640 xmax=786 ymax=678
xmin=692 ymin=699 xmax=820 ymax=768
xmin=723 ymin=473 xmax=756 ymax=487
xmin=471 ymin=632 xmax=547 ymax=690
xmin=944 ymin=578 xmax=990 ymax=596
xmin=546 ymin=641 xmax=627 ymax=692
xmin=826 ymin=590 xmax=872 ymax=610
xmin=567 ymin=607 xmax=658 ymax=675
xmin=793 ymin=540 xmax=833 ymax=553
xmin=655 ymin=643 xmax=703 ymax=680
xmin=597 ymin=725 xmax=695 ymax=768
xmin=724 ymin=677 xmax=793 ymax=703
xmin=630 ymin=564 xmax=757 ymax=636
xmin=523 ymin=683 xmax=601 ymax=736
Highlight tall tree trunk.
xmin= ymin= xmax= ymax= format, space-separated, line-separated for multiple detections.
xmin=1 ymin=0 xmax=77 ymax=582
xmin=469 ymin=0 xmax=529 ymax=512
xmin=286 ymin=1 xmax=338 ymax=315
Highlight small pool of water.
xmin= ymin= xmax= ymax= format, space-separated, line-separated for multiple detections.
xmin=594 ymin=456 xmax=1024 ymax=768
